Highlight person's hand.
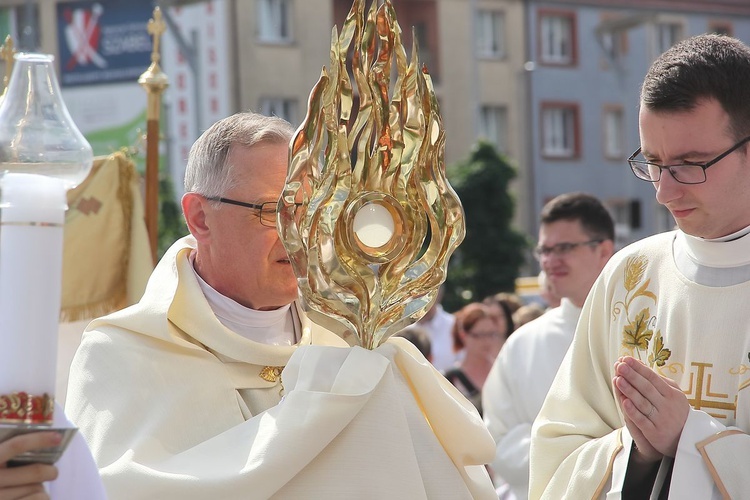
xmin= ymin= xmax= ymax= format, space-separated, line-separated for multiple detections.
xmin=613 ymin=375 xmax=662 ymax=463
xmin=613 ymin=356 xmax=689 ymax=459
xmin=0 ymin=432 xmax=60 ymax=500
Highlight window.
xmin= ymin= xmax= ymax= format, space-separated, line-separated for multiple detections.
xmin=260 ymin=97 xmax=297 ymax=124
xmin=654 ymin=22 xmax=682 ymax=55
xmin=608 ymin=199 xmax=641 ymax=248
xmin=541 ymin=104 xmax=579 ymax=158
xmin=603 ymin=106 xmax=624 ymax=159
xmin=539 ymin=12 xmax=575 ymax=65
xmin=476 ymin=10 xmax=505 ymax=59
xmin=598 ymin=30 xmax=626 ymax=67
xmin=656 ymin=203 xmax=676 ymax=233
xmin=1 ymin=4 xmax=39 ymax=51
xmin=479 ymin=105 xmax=508 ymax=152
xmin=257 ymin=0 xmax=292 ymax=43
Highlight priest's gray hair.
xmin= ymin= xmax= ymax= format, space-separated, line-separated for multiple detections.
xmin=184 ymin=111 xmax=295 ymax=199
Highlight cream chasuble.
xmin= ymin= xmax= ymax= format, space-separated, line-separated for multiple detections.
xmin=66 ymin=236 xmax=496 ymax=499
xmin=530 ymin=230 xmax=750 ymax=499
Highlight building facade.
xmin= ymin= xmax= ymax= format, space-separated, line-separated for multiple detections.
xmin=4 ymin=0 xmax=750 ymax=250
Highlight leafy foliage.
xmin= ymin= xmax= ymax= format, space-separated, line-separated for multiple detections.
xmin=648 ymin=330 xmax=671 ymax=367
xmin=442 ymin=141 xmax=529 ymax=311
xmin=622 ymin=307 xmax=654 ymax=351
xmin=158 ymin=175 xmax=188 ymax=259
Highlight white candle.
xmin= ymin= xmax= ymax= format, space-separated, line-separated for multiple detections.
xmin=0 ymin=172 xmax=67 ymax=398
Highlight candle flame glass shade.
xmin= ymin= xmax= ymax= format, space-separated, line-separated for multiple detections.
xmin=279 ymin=0 xmax=465 ymax=350
xmin=0 ymin=53 xmax=93 ymax=188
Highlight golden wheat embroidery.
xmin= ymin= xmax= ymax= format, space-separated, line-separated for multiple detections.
xmin=613 ymin=255 xmax=670 ymax=365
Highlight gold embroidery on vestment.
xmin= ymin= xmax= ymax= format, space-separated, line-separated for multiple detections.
xmin=684 ymin=362 xmax=737 ymax=419
xmin=614 ymin=255 xmax=671 ymax=366
xmin=259 ymin=366 xmax=283 ymax=383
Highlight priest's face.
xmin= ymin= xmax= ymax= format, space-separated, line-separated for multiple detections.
xmin=198 ymin=142 xmax=298 ymax=310
xmin=639 ymin=98 xmax=750 ymax=239
xmin=538 ymin=219 xmax=609 ymax=308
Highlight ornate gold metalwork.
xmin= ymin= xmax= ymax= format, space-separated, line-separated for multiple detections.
xmin=260 ymin=366 xmax=284 ymax=383
xmin=139 ymin=6 xmax=169 ymax=264
xmin=279 ymin=0 xmax=465 ymax=349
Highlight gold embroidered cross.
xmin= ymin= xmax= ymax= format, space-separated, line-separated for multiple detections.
xmin=146 ymin=7 xmax=166 ymax=66
xmin=76 ymin=196 xmax=102 ymax=215
xmin=685 ymin=362 xmax=737 ymax=419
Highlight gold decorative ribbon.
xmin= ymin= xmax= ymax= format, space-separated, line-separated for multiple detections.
xmin=0 ymin=392 xmax=54 ymax=425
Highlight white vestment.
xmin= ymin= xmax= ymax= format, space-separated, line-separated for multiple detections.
xmin=418 ymin=304 xmax=458 ymax=372
xmin=531 ymin=230 xmax=750 ymax=499
xmin=45 ymin=403 xmax=107 ymax=499
xmin=482 ymin=299 xmax=581 ymax=499
xmin=66 ymin=236 xmax=496 ymax=499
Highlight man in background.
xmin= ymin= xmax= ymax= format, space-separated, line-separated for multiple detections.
xmin=482 ymin=192 xmax=615 ymax=499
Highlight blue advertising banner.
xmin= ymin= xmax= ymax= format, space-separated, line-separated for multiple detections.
xmin=57 ymin=0 xmax=154 ymax=87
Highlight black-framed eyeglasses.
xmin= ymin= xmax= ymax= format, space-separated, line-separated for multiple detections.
xmin=628 ymin=135 xmax=750 ymax=185
xmin=206 ymin=197 xmax=302 ymax=227
xmin=533 ymin=239 xmax=603 ymax=260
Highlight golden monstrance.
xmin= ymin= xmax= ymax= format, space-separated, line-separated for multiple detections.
xmin=279 ymin=0 xmax=464 ymax=350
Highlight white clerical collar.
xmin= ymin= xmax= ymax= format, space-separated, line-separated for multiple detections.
xmin=703 ymin=222 xmax=750 ymax=242
xmin=679 ymin=229 xmax=750 ymax=268
xmin=188 ymin=251 xmax=297 ymax=345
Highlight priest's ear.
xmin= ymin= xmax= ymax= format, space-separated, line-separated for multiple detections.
xmin=182 ymin=192 xmax=211 ymax=243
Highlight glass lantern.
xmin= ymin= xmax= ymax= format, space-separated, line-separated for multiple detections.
xmin=0 ymin=53 xmax=92 ymax=187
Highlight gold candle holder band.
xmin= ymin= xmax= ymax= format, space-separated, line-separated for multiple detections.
xmin=0 ymin=392 xmax=54 ymax=425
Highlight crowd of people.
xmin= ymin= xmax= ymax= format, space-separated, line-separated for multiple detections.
xmin=3 ymin=33 xmax=750 ymax=499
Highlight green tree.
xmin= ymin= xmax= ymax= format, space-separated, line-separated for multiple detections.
xmin=158 ymin=174 xmax=188 ymax=258
xmin=443 ymin=141 xmax=529 ymax=311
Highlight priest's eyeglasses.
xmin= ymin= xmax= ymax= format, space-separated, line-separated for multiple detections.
xmin=534 ymin=240 xmax=603 ymax=260
xmin=207 ymin=197 xmax=303 ymax=227
xmin=628 ymin=135 xmax=750 ymax=185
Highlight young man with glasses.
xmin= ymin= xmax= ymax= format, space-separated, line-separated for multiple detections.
xmin=531 ymin=34 xmax=750 ymax=499
xmin=482 ymin=192 xmax=615 ymax=499
xmin=65 ymin=112 xmax=496 ymax=499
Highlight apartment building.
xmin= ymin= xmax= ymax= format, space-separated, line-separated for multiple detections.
xmin=4 ymin=0 xmax=750 ymax=244
xmin=525 ymin=0 xmax=750 ymax=245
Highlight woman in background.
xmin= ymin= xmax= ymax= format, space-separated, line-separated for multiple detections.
xmin=444 ymin=301 xmax=513 ymax=415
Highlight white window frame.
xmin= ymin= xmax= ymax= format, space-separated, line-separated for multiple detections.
xmin=654 ymin=21 xmax=683 ymax=55
xmin=603 ymin=106 xmax=624 ymax=159
xmin=540 ymin=13 xmax=574 ymax=65
xmin=476 ymin=10 xmax=505 ymax=59
xmin=257 ymin=0 xmax=292 ymax=44
xmin=259 ymin=97 xmax=298 ymax=125
xmin=479 ymin=105 xmax=508 ymax=153
xmin=541 ymin=105 xmax=577 ymax=158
